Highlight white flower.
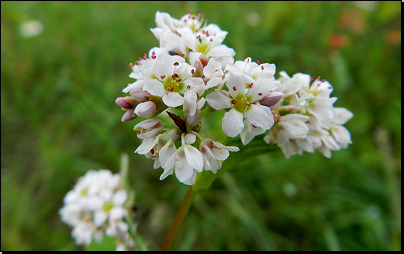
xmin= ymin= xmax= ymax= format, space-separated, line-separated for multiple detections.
xmin=59 ymin=170 xmax=129 ymax=246
xmin=142 ymin=53 xmax=204 ymax=107
xmin=199 ymin=138 xmax=239 ymax=173
xmin=329 ymin=107 xmax=353 ymax=149
xmin=20 ymin=20 xmax=43 ymax=37
xmin=225 ymin=57 xmax=276 ymax=82
xmin=207 ymin=71 xmax=276 ymax=137
xmin=133 ymin=118 xmax=164 ymax=139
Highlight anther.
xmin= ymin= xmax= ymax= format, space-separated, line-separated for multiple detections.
xmin=174 ymin=62 xmax=179 ymax=66
xmin=129 ymin=63 xmax=133 ymax=68
xmin=248 ymin=83 xmax=253 ymax=88
xmin=167 ymin=87 xmax=174 ymax=91
xmin=233 ymin=86 xmax=237 ymax=91
xmin=231 ymin=100 xmax=237 ymax=104
xmin=160 ymin=75 xmax=165 ymax=79
xmin=256 ymin=60 xmax=260 ymax=64
xmin=246 ymin=101 xmax=251 ymax=106
xmin=258 ymin=93 xmax=262 ymax=96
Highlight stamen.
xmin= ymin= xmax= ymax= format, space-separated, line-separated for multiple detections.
xmin=129 ymin=63 xmax=133 ymax=68
xmin=258 ymin=93 xmax=262 ymax=96
xmin=233 ymin=86 xmax=237 ymax=91
xmin=231 ymin=100 xmax=237 ymax=104
xmin=160 ymin=75 xmax=166 ymax=79
xmin=174 ymin=62 xmax=179 ymax=66
xmin=246 ymin=101 xmax=251 ymax=106
xmin=167 ymin=87 xmax=174 ymax=91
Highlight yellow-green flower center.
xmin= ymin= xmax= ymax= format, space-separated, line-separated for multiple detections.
xmin=164 ymin=76 xmax=184 ymax=93
xmin=231 ymin=93 xmax=252 ymax=113
xmin=103 ymin=201 xmax=114 ymax=213
xmin=80 ymin=187 xmax=88 ymax=196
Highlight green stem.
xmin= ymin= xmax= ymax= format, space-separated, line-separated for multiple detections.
xmin=161 ymin=186 xmax=196 ymax=251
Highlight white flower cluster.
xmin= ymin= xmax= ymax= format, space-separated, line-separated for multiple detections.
xmin=264 ymin=72 xmax=353 ymax=158
xmin=59 ymin=170 xmax=129 ymax=246
xmin=116 ymin=11 xmax=353 ymax=185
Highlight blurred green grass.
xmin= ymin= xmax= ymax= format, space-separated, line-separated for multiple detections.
xmin=1 ymin=1 xmax=401 ymax=251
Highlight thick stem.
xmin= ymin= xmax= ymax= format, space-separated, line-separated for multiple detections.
xmin=161 ymin=186 xmax=196 ymax=251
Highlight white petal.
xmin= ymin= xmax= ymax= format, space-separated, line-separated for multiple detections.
xmin=143 ymin=79 xmax=166 ymax=97
xmin=184 ymin=145 xmax=204 ymax=172
xmin=247 ymin=78 xmax=273 ymax=101
xmin=112 ymin=190 xmax=127 ymax=206
xmin=135 ymin=138 xmax=157 ymax=154
xmin=183 ymin=91 xmax=197 ymax=116
xmin=162 ymin=92 xmax=184 ymax=107
xmin=206 ymin=91 xmax=231 ymax=110
xmin=244 ymin=104 xmax=274 ymax=130
xmin=93 ymin=211 xmax=108 ymax=227
xmin=222 ymin=109 xmax=244 ymax=137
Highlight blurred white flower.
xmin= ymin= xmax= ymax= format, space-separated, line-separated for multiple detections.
xmin=20 ymin=20 xmax=43 ymax=37
xmin=59 ymin=170 xmax=129 ymax=246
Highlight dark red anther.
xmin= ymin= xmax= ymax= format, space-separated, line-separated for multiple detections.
xmin=258 ymin=93 xmax=262 ymax=96
xmin=321 ymin=79 xmax=326 ymax=82
xmin=160 ymin=75 xmax=166 ymax=79
xmin=233 ymin=86 xmax=237 ymax=91
xmin=248 ymin=83 xmax=253 ymax=88
xmin=261 ymin=65 xmax=264 ymax=70
xmin=143 ymin=54 xmax=147 ymax=59
xmin=231 ymin=100 xmax=237 ymax=104
xmin=195 ymin=29 xmax=198 ymax=33
xmin=191 ymin=69 xmax=195 ymax=74
xmin=174 ymin=62 xmax=179 ymax=66
xmin=187 ymin=85 xmax=191 ymax=90
xmin=256 ymin=60 xmax=260 ymax=65
xmin=210 ymin=38 xmax=213 ymax=42
xmin=129 ymin=63 xmax=133 ymax=68
xmin=167 ymin=87 xmax=174 ymax=91
xmin=246 ymin=101 xmax=251 ymax=106
xmin=310 ymin=77 xmax=314 ymax=81
xmin=151 ymin=55 xmax=156 ymax=59
xmin=317 ymin=76 xmax=321 ymax=80
xmin=135 ymin=61 xmax=140 ymax=65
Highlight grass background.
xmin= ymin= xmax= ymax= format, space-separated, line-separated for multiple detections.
xmin=1 ymin=1 xmax=401 ymax=251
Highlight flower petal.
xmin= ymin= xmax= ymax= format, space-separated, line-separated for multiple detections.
xmin=244 ymin=104 xmax=274 ymax=130
xmin=222 ymin=108 xmax=244 ymax=137
xmin=184 ymin=145 xmax=204 ymax=172
xmin=162 ymin=92 xmax=184 ymax=107
xmin=206 ymin=90 xmax=231 ymax=110
xmin=143 ymin=79 xmax=166 ymax=97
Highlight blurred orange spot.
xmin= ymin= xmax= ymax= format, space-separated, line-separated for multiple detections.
xmin=386 ymin=30 xmax=401 ymax=45
xmin=329 ymin=34 xmax=349 ymax=49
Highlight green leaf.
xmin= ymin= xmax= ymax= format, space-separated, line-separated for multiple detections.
xmin=192 ymin=135 xmax=279 ymax=191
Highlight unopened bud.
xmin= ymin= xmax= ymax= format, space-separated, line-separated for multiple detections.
xmin=129 ymin=88 xmax=150 ymax=102
xmin=116 ymin=96 xmax=138 ymax=109
xmin=259 ymin=91 xmax=284 ymax=108
xmin=193 ymin=59 xmax=204 ymax=78
xmin=134 ymin=101 xmax=157 ymax=118
xmin=134 ymin=118 xmax=163 ymax=139
xmin=121 ymin=108 xmax=137 ymax=122
xmin=199 ymin=54 xmax=209 ymax=67
xmin=185 ymin=111 xmax=200 ymax=127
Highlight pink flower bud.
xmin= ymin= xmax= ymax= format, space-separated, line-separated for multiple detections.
xmin=121 ymin=108 xmax=137 ymax=122
xmin=134 ymin=101 xmax=157 ymax=118
xmin=115 ymin=96 xmax=137 ymax=109
xmin=199 ymin=54 xmax=209 ymax=67
xmin=185 ymin=111 xmax=200 ymax=127
xmin=193 ymin=59 xmax=204 ymax=78
xmin=259 ymin=91 xmax=284 ymax=108
xmin=129 ymin=88 xmax=150 ymax=102
xmin=283 ymin=104 xmax=300 ymax=113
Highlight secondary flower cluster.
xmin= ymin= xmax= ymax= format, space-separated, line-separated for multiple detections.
xmin=116 ymin=11 xmax=353 ymax=185
xmin=59 ymin=170 xmax=129 ymax=246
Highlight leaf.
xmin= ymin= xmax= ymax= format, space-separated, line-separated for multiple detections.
xmin=192 ymin=135 xmax=279 ymax=191
xmin=167 ymin=111 xmax=187 ymax=133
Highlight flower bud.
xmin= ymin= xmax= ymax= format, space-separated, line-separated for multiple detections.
xmin=134 ymin=118 xmax=164 ymax=139
xmin=185 ymin=111 xmax=200 ymax=127
xmin=193 ymin=59 xmax=204 ymax=77
xmin=121 ymin=108 xmax=137 ymax=122
xmin=259 ymin=91 xmax=284 ymax=108
xmin=134 ymin=101 xmax=157 ymax=118
xmin=115 ymin=96 xmax=138 ymax=109
xmin=129 ymin=88 xmax=150 ymax=102
xmin=199 ymin=54 xmax=209 ymax=67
